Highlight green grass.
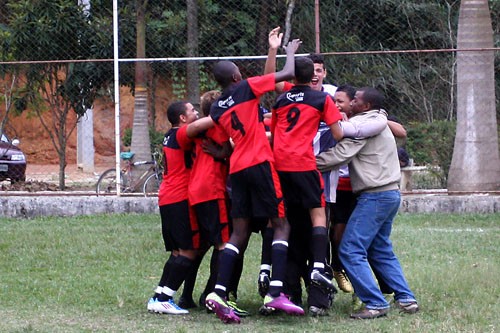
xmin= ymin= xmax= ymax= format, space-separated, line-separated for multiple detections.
xmin=0 ymin=213 xmax=499 ymax=333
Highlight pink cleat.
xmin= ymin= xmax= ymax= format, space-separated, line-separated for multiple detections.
xmin=264 ymin=293 xmax=305 ymax=316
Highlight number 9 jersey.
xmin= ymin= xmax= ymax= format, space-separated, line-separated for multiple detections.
xmin=271 ymin=85 xmax=342 ymax=172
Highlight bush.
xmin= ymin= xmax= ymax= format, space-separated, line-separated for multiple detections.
xmin=406 ymin=120 xmax=456 ymax=188
xmin=122 ymin=127 xmax=165 ymax=152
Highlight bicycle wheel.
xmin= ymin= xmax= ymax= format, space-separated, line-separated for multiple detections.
xmin=96 ymin=169 xmax=125 ymax=196
xmin=143 ymin=172 xmax=161 ymax=197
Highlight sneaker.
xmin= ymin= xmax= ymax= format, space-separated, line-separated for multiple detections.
xmin=153 ymin=298 xmax=189 ymax=315
xmin=309 ymin=305 xmax=329 ymax=317
xmin=178 ymin=296 xmax=197 ymax=309
xmin=333 ymin=270 xmax=354 ymax=293
xmin=258 ymin=272 xmax=270 ymax=298
xmin=147 ymin=297 xmax=158 ymax=312
xmin=311 ymin=270 xmax=335 ymax=290
xmin=264 ymin=293 xmax=305 ymax=316
xmin=350 ymin=307 xmax=389 ymax=319
xmin=351 ymin=294 xmax=364 ymax=312
xmin=258 ymin=304 xmax=276 ymax=316
xmin=227 ymin=300 xmax=250 ymax=317
xmin=205 ymin=292 xmax=241 ymax=324
xmin=395 ymin=301 xmax=419 ymax=314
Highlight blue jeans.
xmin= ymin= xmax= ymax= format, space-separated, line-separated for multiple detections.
xmin=339 ymin=190 xmax=416 ymax=309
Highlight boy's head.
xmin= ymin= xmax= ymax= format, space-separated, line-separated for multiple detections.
xmin=307 ymin=53 xmax=328 ymax=91
xmin=167 ymin=101 xmax=198 ymax=127
xmin=213 ymin=61 xmax=242 ymax=88
xmin=200 ymin=90 xmax=221 ymax=117
xmin=294 ymin=57 xmax=314 ymax=85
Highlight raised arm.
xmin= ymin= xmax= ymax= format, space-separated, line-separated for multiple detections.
xmin=264 ymin=27 xmax=286 ymax=93
xmin=274 ymin=38 xmax=301 ymax=83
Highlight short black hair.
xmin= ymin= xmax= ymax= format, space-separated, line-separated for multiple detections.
xmin=357 ymin=87 xmax=385 ymax=109
xmin=336 ymin=84 xmax=356 ymax=100
xmin=213 ymin=61 xmax=237 ymax=88
xmin=167 ymin=101 xmax=187 ymax=126
xmin=307 ymin=53 xmax=325 ymax=65
xmin=294 ymin=57 xmax=314 ymax=84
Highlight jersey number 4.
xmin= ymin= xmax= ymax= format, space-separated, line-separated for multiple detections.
xmin=231 ymin=111 xmax=246 ymax=136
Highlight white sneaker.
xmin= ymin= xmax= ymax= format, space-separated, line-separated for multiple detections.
xmin=147 ymin=298 xmax=158 ymax=312
xmin=153 ymin=298 xmax=189 ymax=315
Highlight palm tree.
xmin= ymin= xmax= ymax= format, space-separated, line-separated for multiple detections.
xmin=448 ymin=0 xmax=500 ymax=191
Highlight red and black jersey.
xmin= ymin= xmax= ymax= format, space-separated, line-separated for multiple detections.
xmin=210 ymin=74 xmax=276 ymax=174
xmin=158 ymin=126 xmax=193 ymax=206
xmin=271 ymin=85 xmax=342 ymax=172
xmin=188 ymin=126 xmax=230 ymax=205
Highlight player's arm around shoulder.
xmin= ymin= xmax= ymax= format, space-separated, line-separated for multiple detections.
xmin=186 ymin=116 xmax=215 ymax=138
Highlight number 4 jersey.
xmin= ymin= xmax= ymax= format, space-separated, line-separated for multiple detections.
xmin=210 ymin=73 xmax=277 ymax=174
xmin=271 ymin=85 xmax=342 ymax=172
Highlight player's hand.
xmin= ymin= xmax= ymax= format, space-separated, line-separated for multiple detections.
xmin=268 ymin=27 xmax=283 ymax=50
xmin=284 ymin=38 xmax=302 ymax=54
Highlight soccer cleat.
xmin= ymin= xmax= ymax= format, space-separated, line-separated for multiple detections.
xmin=258 ymin=272 xmax=270 ymax=298
xmin=395 ymin=301 xmax=419 ymax=314
xmin=309 ymin=305 xmax=329 ymax=317
xmin=153 ymin=298 xmax=189 ymax=315
xmin=264 ymin=293 xmax=305 ymax=316
xmin=258 ymin=304 xmax=276 ymax=316
xmin=333 ymin=270 xmax=354 ymax=293
xmin=227 ymin=300 xmax=250 ymax=317
xmin=147 ymin=297 xmax=158 ymax=312
xmin=205 ymin=292 xmax=241 ymax=324
xmin=350 ymin=307 xmax=389 ymax=319
xmin=311 ymin=270 xmax=335 ymax=290
xmin=178 ymin=296 xmax=197 ymax=309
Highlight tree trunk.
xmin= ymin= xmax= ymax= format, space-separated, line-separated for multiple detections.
xmin=447 ymin=0 xmax=500 ymax=191
xmin=186 ymin=0 xmax=199 ymax=104
xmin=131 ymin=0 xmax=152 ymax=178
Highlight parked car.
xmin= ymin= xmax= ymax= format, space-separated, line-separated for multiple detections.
xmin=0 ymin=134 xmax=26 ymax=183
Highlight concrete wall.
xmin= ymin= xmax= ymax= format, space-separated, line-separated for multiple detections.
xmin=0 ymin=194 xmax=498 ymax=219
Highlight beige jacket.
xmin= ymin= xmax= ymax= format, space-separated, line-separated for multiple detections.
xmin=316 ymin=109 xmax=400 ymax=193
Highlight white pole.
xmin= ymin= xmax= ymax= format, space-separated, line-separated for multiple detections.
xmin=113 ymin=0 xmax=121 ymax=196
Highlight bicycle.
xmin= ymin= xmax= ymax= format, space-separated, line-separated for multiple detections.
xmin=96 ymin=151 xmax=163 ymax=197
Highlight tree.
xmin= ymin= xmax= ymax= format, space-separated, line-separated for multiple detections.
xmin=130 ymin=0 xmax=152 ymax=168
xmin=8 ymin=0 xmax=109 ymax=189
xmin=447 ymin=0 xmax=500 ymax=191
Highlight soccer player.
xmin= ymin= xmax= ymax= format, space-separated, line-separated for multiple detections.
xmin=147 ymin=101 xmax=199 ymax=315
xmin=204 ymin=36 xmax=305 ymax=324
xmin=270 ymin=56 xmax=343 ymax=315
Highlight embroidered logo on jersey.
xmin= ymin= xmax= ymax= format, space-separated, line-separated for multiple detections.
xmin=286 ymin=91 xmax=305 ymax=102
xmin=218 ymin=96 xmax=235 ymax=108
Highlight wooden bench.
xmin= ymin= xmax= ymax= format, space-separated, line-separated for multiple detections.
xmin=400 ymin=159 xmax=428 ymax=191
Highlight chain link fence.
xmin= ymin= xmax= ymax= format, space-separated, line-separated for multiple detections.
xmin=0 ymin=0 xmax=498 ymax=191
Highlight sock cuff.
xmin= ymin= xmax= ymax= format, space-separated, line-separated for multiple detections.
xmin=225 ymin=243 xmax=240 ymax=255
xmin=272 ymin=240 xmax=288 ymax=247
xmin=312 ymin=226 xmax=328 ymax=235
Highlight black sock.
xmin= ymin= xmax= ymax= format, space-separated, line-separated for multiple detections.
xmin=260 ymin=227 xmax=273 ymax=275
xmin=164 ymin=255 xmax=195 ymax=295
xmin=214 ymin=244 xmax=239 ymax=299
xmin=155 ymin=254 xmax=176 ymax=298
xmin=181 ymin=254 xmax=203 ymax=300
xmin=269 ymin=240 xmax=288 ymax=297
xmin=203 ymin=248 xmax=220 ymax=296
xmin=228 ymin=254 xmax=244 ymax=299
xmin=312 ymin=226 xmax=328 ymax=272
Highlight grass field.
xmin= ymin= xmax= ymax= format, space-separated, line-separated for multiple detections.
xmin=0 ymin=213 xmax=499 ymax=333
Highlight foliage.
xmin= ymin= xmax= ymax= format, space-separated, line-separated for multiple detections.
xmin=406 ymin=120 xmax=456 ymax=187
xmin=122 ymin=126 xmax=164 ymax=152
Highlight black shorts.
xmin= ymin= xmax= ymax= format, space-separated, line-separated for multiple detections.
xmin=193 ymin=199 xmax=230 ymax=246
xmin=160 ymin=200 xmax=199 ymax=251
xmin=330 ymin=190 xmax=357 ymax=225
xmin=278 ymin=170 xmax=325 ymax=209
xmin=230 ymin=161 xmax=285 ymax=219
